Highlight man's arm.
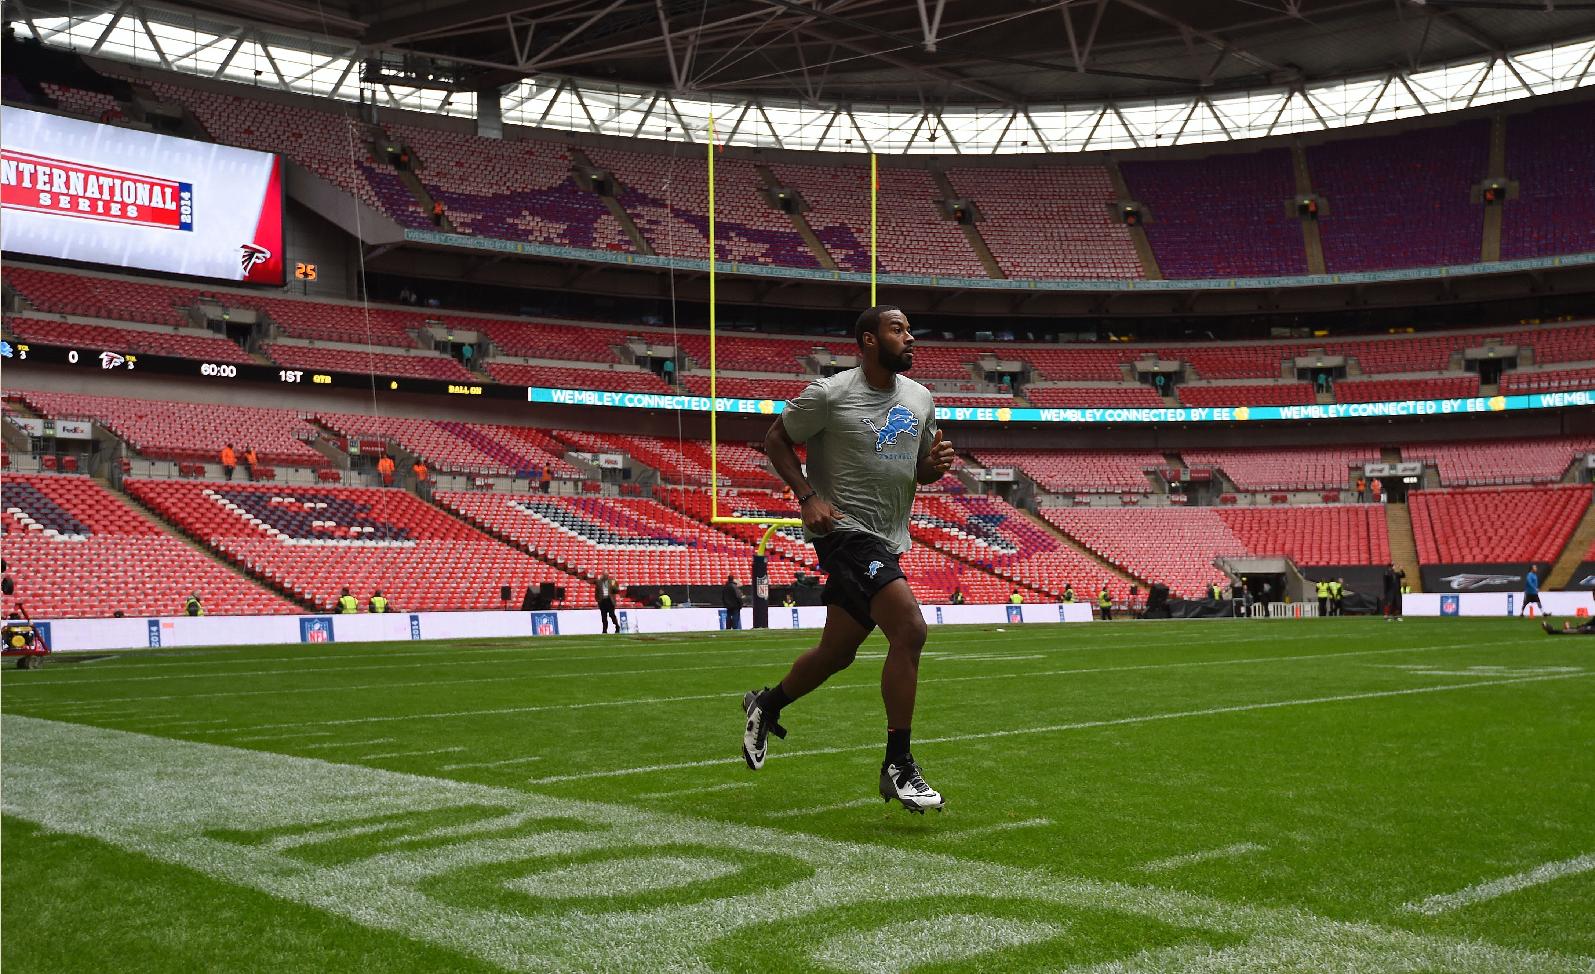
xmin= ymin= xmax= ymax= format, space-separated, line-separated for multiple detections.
xmin=765 ymin=417 xmax=841 ymax=534
xmin=916 ymin=428 xmax=956 ymax=485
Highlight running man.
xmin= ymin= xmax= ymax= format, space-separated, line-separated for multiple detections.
xmin=741 ymin=305 xmax=956 ymax=813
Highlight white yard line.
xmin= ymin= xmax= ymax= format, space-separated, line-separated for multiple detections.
xmin=1401 ymin=854 xmax=1595 ymax=915
xmin=361 ymin=746 xmax=467 ymax=760
xmin=527 ymin=670 xmax=1594 ymax=784
xmin=935 ymin=818 xmax=1052 ymax=838
xmin=765 ymin=797 xmax=880 ymax=818
xmin=298 ymin=737 xmax=397 ymax=751
xmin=229 ymin=730 xmax=335 ymax=743
xmin=439 ymin=756 xmax=545 ymax=771
xmin=636 ymin=782 xmax=756 ymax=799
xmin=1137 ymin=842 xmax=1267 ymax=873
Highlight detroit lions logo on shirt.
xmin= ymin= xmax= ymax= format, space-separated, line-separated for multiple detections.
xmin=863 ymin=403 xmax=919 ymax=454
xmin=866 ymin=560 xmax=884 ymax=579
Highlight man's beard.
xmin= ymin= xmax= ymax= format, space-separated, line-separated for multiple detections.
xmin=879 ymin=347 xmax=913 ymax=373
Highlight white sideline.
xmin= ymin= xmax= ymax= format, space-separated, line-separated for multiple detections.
xmin=36 ymin=640 xmax=1518 ymax=737
xmin=527 ymin=671 xmax=1594 ymax=784
xmin=1137 ymin=843 xmax=1266 ymax=873
xmin=1401 ymin=854 xmax=1595 ymax=915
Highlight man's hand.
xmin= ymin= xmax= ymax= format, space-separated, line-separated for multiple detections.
xmin=801 ymin=494 xmax=844 ymax=534
xmin=920 ymin=429 xmax=956 ymax=483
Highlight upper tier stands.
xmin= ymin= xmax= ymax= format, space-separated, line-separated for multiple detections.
xmin=5 ymin=264 xmax=196 ymax=326
xmin=39 ymin=81 xmax=121 ymax=119
xmin=1 ymin=474 xmax=298 ymax=618
xmin=1502 ymin=100 xmax=1595 ymax=260
xmin=316 ymin=412 xmax=579 ymax=479
xmin=1408 ymin=484 xmax=1589 ymax=564
xmin=15 ymin=391 xmax=328 ymax=467
xmin=1120 ymin=148 xmax=1307 ymax=278
xmin=1400 ymin=436 xmax=1595 ymax=486
xmin=671 ymin=332 xmax=849 ymax=374
xmin=1335 ymin=375 xmax=1480 ymax=404
xmin=1308 ymin=120 xmax=1489 ymax=272
xmin=1023 ymin=386 xmax=1166 ymax=408
xmin=587 ymin=148 xmax=816 ymax=267
xmin=436 ymin=492 xmax=803 ymax=589
xmin=126 ymin=479 xmax=589 ymax=610
xmin=946 ymin=165 xmax=1142 ymax=279
xmin=971 ymin=448 xmax=1162 ymax=494
xmin=385 ymin=123 xmax=627 ymax=249
xmin=137 ymin=76 xmax=432 ymax=229
xmin=3 ymin=315 xmax=254 ymax=364
xmin=263 ymin=344 xmax=476 ymax=382
xmin=1500 ymin=366 xmax=1595 ymax=394
xmin=484 ymin=362 xmax=671 ymax=393
xmin=1179 ymin=446 xmax=1380 ymax=491
xmin=470 ymin=318 xmax=627 ymax=362
xmin=679 ymin=374 xmax=813 ymax=401
xmin=550 ymin=430 xmax=778 ymax=489
xmin=247 ymin=295 xmax=423 ymax=347
xmin=769 ymin=163 xmax=987 ymax=276
xmin=1178 ymin=383 xmax=1315 ymax=407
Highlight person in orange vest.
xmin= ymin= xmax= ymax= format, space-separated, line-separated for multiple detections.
xmin=411 ymin=460 xmax=428 ymax=483
xmin=377 ymin=454 xmax=396 ymax=487
xmin=431 ymin=200 xmax=445 ymax=226
xmin=219 ymin=443 xmax=237 ymax=481
xmin=243 ymin=447 xmax=258 ymax=481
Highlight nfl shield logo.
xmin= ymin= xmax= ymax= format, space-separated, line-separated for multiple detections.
xmin=299 ymin=617 xmax=335 ymax=643
xmin=618 ymin=610 xmax=631 ymax=633
xmin=1440 ymin=595 xmax=1460 ymax=617
xmin=935 ymin=606 xmax=943 ymax=624
xmin=531 ymin=612 xmax=559 ymax=636
xmin=1006 ymin=605 xmax=1024 ymax=624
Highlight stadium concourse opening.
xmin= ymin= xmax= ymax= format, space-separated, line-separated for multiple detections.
xmin=3 ymin=3 xmax=1595 ymax=969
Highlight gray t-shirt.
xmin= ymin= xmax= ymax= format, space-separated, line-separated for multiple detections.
xmin=780 ymin=368 xmax=937 ymax=554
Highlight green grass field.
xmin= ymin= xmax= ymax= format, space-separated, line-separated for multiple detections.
xmin=2 ymin=618 xmax=1591 ymax=973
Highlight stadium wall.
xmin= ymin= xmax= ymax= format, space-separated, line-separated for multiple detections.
xmin=32 ymin=602 xmax=1096 ymax=652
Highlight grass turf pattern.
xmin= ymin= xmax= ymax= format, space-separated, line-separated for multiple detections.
xmin=2 ymin=618 xmax=1591 ymax=972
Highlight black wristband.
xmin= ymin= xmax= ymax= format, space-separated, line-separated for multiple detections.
xmin=797 ymin=490 xmax=817 ymax=505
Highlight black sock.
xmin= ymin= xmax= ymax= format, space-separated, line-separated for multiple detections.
xmin=885 ymin=727 xmax=911 ymax=765
xmin=758 ymin=682 xmax=794 ymax=716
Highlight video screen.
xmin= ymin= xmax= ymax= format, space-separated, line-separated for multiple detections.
xmin=1 ymin=106 xmax=284 ymax=285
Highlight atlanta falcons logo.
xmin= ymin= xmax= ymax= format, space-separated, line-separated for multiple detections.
xmin=239 ymin=243 xmax=271 ymax=274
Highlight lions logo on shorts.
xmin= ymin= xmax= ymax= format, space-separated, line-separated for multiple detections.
xmin=866 ymin=560 xmax=884 ymax=578
xmin=863 ymin=404 xmax=918 ymax=454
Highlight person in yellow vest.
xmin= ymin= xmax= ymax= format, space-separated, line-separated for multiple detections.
xmin=656 ymin=592 xmax=673 ymax=609
xmin=368 ymin=590 xmax=389 ymax=613
xmin=1210 ymin=582 xmax=1224 ymax=601
xmin=1328 ymin=578 xmax=1344 ymax=616
xmin=1097 ymin=585 xmax=1113 ymax=621
xmin=1009 ymin=589 xmax=1023 ymax=604
xmin=782 ymin=594 xmax=796 ymax=608
xmin=337 ymin=587 xmax=359 ymax=614
xmin=184 ymin=593 xmax=205 ymax=617
xmin=1061 ymin=583 xmax=1076 ymax=603
xmin=1316 ymin=579 xmax=1330 ymax=617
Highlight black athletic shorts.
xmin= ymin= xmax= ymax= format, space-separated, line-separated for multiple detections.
xmin=813 ymin=531 xmax=906 ymax=631
xmin=1524 ymin=591 xmax=1543 ymax=605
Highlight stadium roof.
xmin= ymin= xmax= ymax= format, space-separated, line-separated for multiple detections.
xmin=17 ymin=0 xmax=1595 ymax=151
